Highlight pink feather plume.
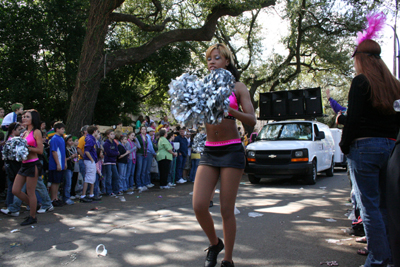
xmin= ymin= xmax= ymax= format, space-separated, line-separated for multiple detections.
xmin=356 ymin=12 xmax=386 ymax=45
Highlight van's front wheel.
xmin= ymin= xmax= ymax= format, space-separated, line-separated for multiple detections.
xmin=248 ymin=175 xmax=261 ymax=184
xmin=304 ymin=160 xmax=317 ymax=185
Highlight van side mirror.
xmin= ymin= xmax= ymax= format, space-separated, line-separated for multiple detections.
xmin=315 ymin=131 xmax=325 ymax=140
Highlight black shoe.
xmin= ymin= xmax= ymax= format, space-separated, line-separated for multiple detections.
xmin=79 ymin=197 xmax=92 ymax=203
xmin=20 ymin=216 xmax=37 ymax=226
xmin=204 ymin=238 xmax=224 ymax=267
xmin=209 ymin=201 xmax=213 ymax=208
xmin=345 ymin=226 xmax=365 ymax=236
xmin=221 ymin=260 xmax=235 ymax=267
xmin=91 ymin=196 xmax=102 ymax=201
xmin=52 ymin=200 xmax=63 ymax=207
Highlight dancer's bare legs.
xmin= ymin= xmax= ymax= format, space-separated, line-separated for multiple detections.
xmin=193 ymin=165 xmax=220 ymax=246
xmin=193 ymin=165 xmax=243 ymax=263
xmin=219 ymin=168 xmax=242 ymax=262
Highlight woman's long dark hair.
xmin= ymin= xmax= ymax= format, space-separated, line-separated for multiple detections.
xmin=354 ymin=39 xmax=400 ymax=114
xmin=23 ymin=109 xmax=41 ymax=130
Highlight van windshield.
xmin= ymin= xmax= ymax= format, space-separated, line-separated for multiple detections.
xmin=258 ymin=123 xmax=313 ymax=141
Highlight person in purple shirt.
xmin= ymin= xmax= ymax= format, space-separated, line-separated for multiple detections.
xmin=103 ymin=129 xmax=121 ymax=196
xmin=326 ymin=89 xmax=347 ymax=114
xmin=80 ymin=125 xmax=99 ymax=203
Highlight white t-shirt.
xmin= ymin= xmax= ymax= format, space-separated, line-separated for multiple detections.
xmin=1 ymin=112 xmax=16 ymax=126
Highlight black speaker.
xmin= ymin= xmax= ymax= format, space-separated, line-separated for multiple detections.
xmin=304 ymin=88 xmax=322 ymax=115
xmin=287 ymin=90 xmax=305 ymax=116
xmin=259 ymin=93 xmax=272 ymax=118
xmin=272 ymin=91 xmax=287 ymax=117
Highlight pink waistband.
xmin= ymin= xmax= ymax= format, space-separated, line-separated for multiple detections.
xmin=22 ymin=158 xmax=39 ymax=164
xmin=205 ymin=138 xmax=242 ymax=147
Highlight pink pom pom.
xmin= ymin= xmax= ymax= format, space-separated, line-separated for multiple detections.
xmin=356 ymin=12 xmax=386 ymax=45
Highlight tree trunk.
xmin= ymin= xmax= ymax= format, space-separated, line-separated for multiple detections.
xmin=66 ymin=0 xmax=276 ymax=135
xmin=66 ymin=0 xmax=123 ymax=135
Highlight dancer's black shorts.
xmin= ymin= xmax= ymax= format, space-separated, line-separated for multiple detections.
xmin=18 ymin=159 xmax=42 ymax=177
xmin=199 ymin=143 xmax=245 ymax=169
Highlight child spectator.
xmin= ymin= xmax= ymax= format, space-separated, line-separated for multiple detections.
xmin=80 ymin=125 xmax=99 ymax=202
xmin=125 ymin=132 xmax=140 ymax=193
xmin=48 ymin=122 xmax=67 ymax=207
xmin=117 ymin=135 xmax=130 ymax=192
xmin=1 ymin=103 xmax=23 ymax=131
xmin=94 ymin=148 xmax=104 ymax=200
xmin=103 ymin=129 xmax=121 ymax=196
xmin=135 ymin=126 xmax=150 ymax=192
xmin=70 ymin=136 xmax=80 ymax=199
xmin=64 ymin=135 xmax=78 ymax=205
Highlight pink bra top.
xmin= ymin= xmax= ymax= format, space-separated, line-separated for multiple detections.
xmin=25 ymin=131 xmax=37 ymax=147
xmin=225 ymin=92 xmax=239 ymax=120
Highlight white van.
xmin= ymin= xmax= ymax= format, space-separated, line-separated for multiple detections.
xmin=245 ymin=120 xmax=335 ymax=185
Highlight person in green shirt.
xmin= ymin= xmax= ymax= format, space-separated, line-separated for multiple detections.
xmin=156 ymin=128 xmax=177 ymax=189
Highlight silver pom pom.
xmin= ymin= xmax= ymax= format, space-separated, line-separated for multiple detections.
xmin=168 ymin=69 xmax=235 ymax=127
xmin=192 ymin=133 xmax=207 ymax=153
xmin=2 ymin=137 xmax=29 ymax=162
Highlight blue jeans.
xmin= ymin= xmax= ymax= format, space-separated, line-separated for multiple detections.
xmin=118 ymin=163 xmax=128 ymax=191
xmin=347 ymin=138 xmax=393 ymax=267
xmin=8 ymin=175 xmax=52 ymax=212
xmin=103 ymin=164 xmax=120 ymax=194
xmin=145 ymin=156 xmax=153 ymax=186
xmin=135 ymin=154 xmax=147 ymax=188
xmin=63 ymin=169 xmax=72 ymax=202
xmin=175 ymin=154 xmax=186 ymax=181
xmin=168 ymin=157 xmax=177 ymax=184
xmin=6 ymin=178 xmax=14 ymax=207
xmin=189 ymin=158 xmax=200 ymax=182
xmin=94 ymin=173 xmax=100 ymax=197
xmin=126 ymin=160 xmax=136 ymax=189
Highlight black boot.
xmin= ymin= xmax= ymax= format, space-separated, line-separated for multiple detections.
xmin=221 ymin=260 xmax=235 ymax=267
xmin=204 ymin=238 xmax=224 ymax=267
xmin=20 ymin=216 xmax=37 ymax=226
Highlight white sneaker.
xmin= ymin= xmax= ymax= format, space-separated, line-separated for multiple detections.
xmin=37 ymin=205 xmax=54 ymax=214
xmin=176 ymin=178 xmax=187 ymax=184
xmin=1 ymin=208 xmax=19 ymax=217
xmin=139 ymin=186 xmax=148 ymax=193
xmin=160 ymin=185 xmax=171 ymax=189
xmin=127 ymin=191 xmax=135 ymax=195
xmin=167 ymin=182 xmax=175 ymax=187
xmin=147 ymin=183 xmax=154 ymax=188
xmin=69 ymin=196 xmax=76 ymax=200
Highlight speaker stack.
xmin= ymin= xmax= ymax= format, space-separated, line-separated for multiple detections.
xmin=258 ymin=87 xmax=322 ymax=120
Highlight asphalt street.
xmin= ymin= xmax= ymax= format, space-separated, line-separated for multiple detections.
xmin=0 ymin=169 xmax=366 ymax=267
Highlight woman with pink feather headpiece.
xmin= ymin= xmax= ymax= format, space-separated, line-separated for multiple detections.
xmin=337 ymin=12 xmax=400 ymax=267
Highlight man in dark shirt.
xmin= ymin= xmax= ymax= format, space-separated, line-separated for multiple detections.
xmin=174 ymin=127 xmax=188 ymax=184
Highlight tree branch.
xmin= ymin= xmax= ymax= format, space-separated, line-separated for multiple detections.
xmin=106 ymin=1 xmax=276 ymax=73
xmin=110 ymin=12 xmax=171 ymax=32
